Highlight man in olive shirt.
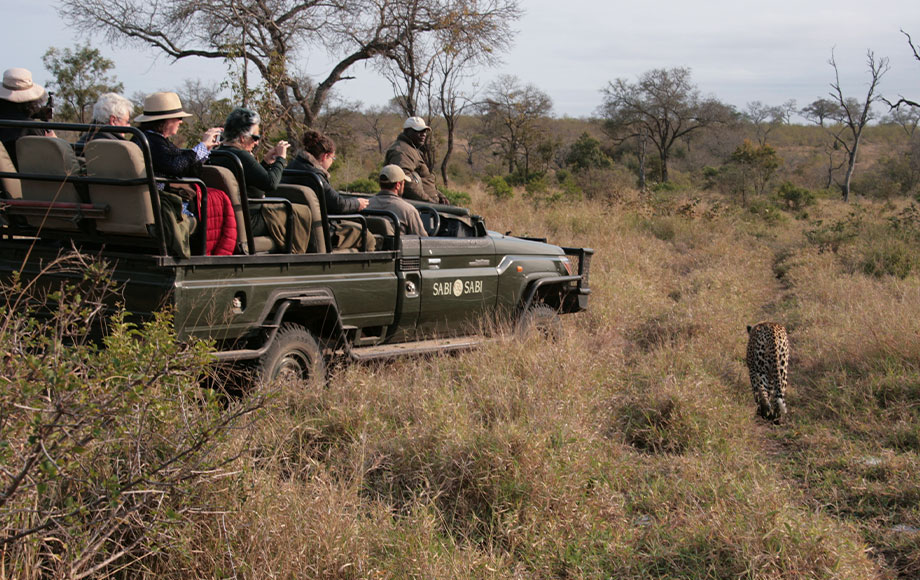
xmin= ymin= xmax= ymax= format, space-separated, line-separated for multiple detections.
xmin=366 ymin=165 xmax=428 ymax=237
xmin=383 ymin=116 xmax=449 ymax=205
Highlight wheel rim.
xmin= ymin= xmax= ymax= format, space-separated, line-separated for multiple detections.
xmin=275 ymin=349 xmax=312 ymax=381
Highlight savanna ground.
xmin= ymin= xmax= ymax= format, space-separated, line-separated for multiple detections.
xmin=3 ymin=160 xmax=920 ymax=576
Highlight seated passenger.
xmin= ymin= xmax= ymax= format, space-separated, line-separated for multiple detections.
xmin=284 ymin=129 xmax=373 ymax=250
xmin=136 ymin=91 xmax=236 ymax=256
xmin=366 ymin=165 xmax=428 ymax=237
xmin=0 ymin=68 xmax=55 ymax=168
xmin=213 ymin=107 xmax=312 ymax=253
xmin=77 ymin=93 xmax=134 ymax=145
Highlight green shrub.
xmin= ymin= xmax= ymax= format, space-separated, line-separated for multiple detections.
xmin=485 ymin=176 xmax=513 ymax=200
xmin=776 ymin=181 xmax=816 ymax=210
xmin=438 ymin=185 xmax=472 ymax=206
xmin=565 ymin=132 xmax=612 ymax=171
xmin=341 ymin=177 xmax=379 ymax=193
xmin=860 ymin=239 xmax=917 ymax=279
xmin=0 ymin=254 xmax=256 ymax=577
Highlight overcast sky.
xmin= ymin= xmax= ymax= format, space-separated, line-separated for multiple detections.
xmin=6 ymin=0 xmax=920 ymax=119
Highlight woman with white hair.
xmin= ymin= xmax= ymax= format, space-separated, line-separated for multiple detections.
xmin=76 ymin=92 xmax=135 ymax=145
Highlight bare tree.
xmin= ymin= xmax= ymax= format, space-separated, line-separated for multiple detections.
xmin=379 ymin=0 xmax=519 ymax=185
xmin=60 ymin=0 xmax=516 ymax=136
xmin=479 ymin=75 xmax=553 ymax=176
xmin=826 ymin=49 xmax=889 ymax=201
xmin=885 ymin=30 xmax=920 ymax=111
xmin=600 ymin=67 xmax=732 ymax=183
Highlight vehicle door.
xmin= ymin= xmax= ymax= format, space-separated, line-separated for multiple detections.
xmin=416 ymin=235 xmax=497 ymax=337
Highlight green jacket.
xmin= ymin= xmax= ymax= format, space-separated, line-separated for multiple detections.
xmin=384 ymin=133 xmax=440 ymax=204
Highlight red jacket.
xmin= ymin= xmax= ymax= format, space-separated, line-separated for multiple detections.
xmin=197 ymin=186 xmax=237 ymax=256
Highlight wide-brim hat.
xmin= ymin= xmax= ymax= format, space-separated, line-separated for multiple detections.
xmin=380 ymin=164 xmax=412 ymax=183
xmin=0 ymin=68 xmax=46 ymax=103
xmin=134 ymin=91 xmax=193 ymax=122
xmin=403 ymin=116 xmax=430 ymax=132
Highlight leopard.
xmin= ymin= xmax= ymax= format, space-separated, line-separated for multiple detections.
xmin=746 ymin=322 xmax=789 ymax=423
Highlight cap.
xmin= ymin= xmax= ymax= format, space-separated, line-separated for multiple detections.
xmin=379 ymin=164 xmax=413 ymax=183
xmin=403 ymin=116 xmax=430 ymax=132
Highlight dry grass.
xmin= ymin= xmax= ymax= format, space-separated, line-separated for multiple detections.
xmin=134 ymin=188 xmax=920 ymax=578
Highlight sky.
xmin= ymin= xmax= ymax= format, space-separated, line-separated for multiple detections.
xmin=5 ymin=0 xmax=920 ymax=120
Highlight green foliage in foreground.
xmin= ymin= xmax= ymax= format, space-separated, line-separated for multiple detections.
xmin=0 ymin=255 xmax=257 ymax=577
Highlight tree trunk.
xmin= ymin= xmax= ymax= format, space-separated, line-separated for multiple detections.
xmin=441 ymin=119 xmax=455 ymax=187
xmin=660 ymin=150 xmax=669 ymax=183
xmin=637 ymin=130 xmax=647 ymax=190
xmin=842 ymin=140 xmax=861 ymax=202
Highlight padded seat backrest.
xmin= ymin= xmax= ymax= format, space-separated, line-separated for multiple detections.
xmin=16 ymin=136 xmax=85 ymax=230
xmin=274 ymin=183 xmax=326 ymax=253
xmin=84 ymin=139 xmax=156 ymax=236
xmin=0 ymin=141 xmax=20 ymax=200
xmin=202 ymin=164 xmax=249 ymax=253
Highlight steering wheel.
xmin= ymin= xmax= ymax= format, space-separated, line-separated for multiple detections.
xmin=417 ymin=205 xmax=441 ymax=236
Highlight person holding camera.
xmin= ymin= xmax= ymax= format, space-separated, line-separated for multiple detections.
xmin=0 ymin=68 xmax=56 ymax=168
xmin=213 ymin=107 xmax=313 ymax=254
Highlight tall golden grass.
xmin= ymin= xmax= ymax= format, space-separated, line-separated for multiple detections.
xmin=7 ymin=183 xmax=918 ymax=578
xmin=150 ymin=185 xmax=920 ymax=578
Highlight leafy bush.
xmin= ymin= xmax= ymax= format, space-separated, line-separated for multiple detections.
xmin=776 ymin=181 xmax=816 ymax=210
xmin=0 ymin=254 xmax=256 ymax=577
xmin=860 ymin=239 xmax=917 ymax=279
xmin=485 ymin=176 xmax=513 ymax=200
xmin=438 ymin=185 xmax=471 ymax=206
xmin=565 ymin=132 xmax=612 ymax=171
xmin=341 ymin=177 xmax=379 ymax=193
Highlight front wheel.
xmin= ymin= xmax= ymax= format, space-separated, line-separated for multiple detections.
xmin=257 ymin=323 xmax=325 ymax=385
xmin=515 ymin=304 xmax=562 ymax=342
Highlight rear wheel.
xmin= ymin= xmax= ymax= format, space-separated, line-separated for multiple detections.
xmin=515 ymin=304 xmax=562 ymax=341
xmin=257 ymin=323 xmax=324 ymax=384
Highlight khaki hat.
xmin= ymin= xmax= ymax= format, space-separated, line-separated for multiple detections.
xmin=134 ymin=91 xmax=193 ymax=122
xmin=0 ymin=68 xmax=46 ymax=103
xmin=403 ymin=116 xmax=430 ymax=131
xmin=379 ymin=164 xmax=413 ymax=183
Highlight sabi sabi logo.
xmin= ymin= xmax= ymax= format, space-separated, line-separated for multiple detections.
xmin=433 ymin=279 xmax=484 ymax=297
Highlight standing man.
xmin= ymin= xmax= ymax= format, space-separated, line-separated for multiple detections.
xmin=384 ymin=116 xmax=449 ymax=205
xmin=366 ymin=165 xmax=428 ymax=237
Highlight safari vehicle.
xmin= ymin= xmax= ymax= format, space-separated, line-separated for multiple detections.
xmin=0 ymin=120 xmax=592 ymax=381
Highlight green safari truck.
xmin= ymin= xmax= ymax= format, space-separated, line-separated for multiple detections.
xmin=0 ymin=120 xmax=592 ymax=381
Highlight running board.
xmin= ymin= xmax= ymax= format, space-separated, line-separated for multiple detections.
xmin=347 ymin=336 xmax=486 ymax=361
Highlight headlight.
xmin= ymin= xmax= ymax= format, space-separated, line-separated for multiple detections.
xmin=560 ymin=256 xmax=573 ymax=275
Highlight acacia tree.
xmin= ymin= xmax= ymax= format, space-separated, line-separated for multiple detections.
xmin=61 ymin=0 xmax=515 ymax=136
xmin=41 ymin=45 xmax=123 ymax=123
xmin=801 ymin=98 xmax=848 ymax=189
xmin=825 ymin=49 xmax=889 ymax=202
xmin=600 ymin=67 xmax=730 ymax=183
xmin=479 ymin=75 xmax=553 ymax=176
xmin=744 ymin=100 xmax=796 ymax=145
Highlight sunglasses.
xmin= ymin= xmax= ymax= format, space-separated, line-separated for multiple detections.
xmin=250 ymin=134 xmax=261 ymax=142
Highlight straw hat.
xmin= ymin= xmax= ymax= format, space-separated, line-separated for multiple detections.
xmin=134 ymin=91 xmax=193 ymax=122
xmin=0 ymin=68 xmax=46 ymax=103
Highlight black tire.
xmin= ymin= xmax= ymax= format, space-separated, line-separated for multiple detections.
xmin=515 ymin=304 xmax=562 ymax=341
xmin=257 ymin=323 xmax=324 ymax=385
